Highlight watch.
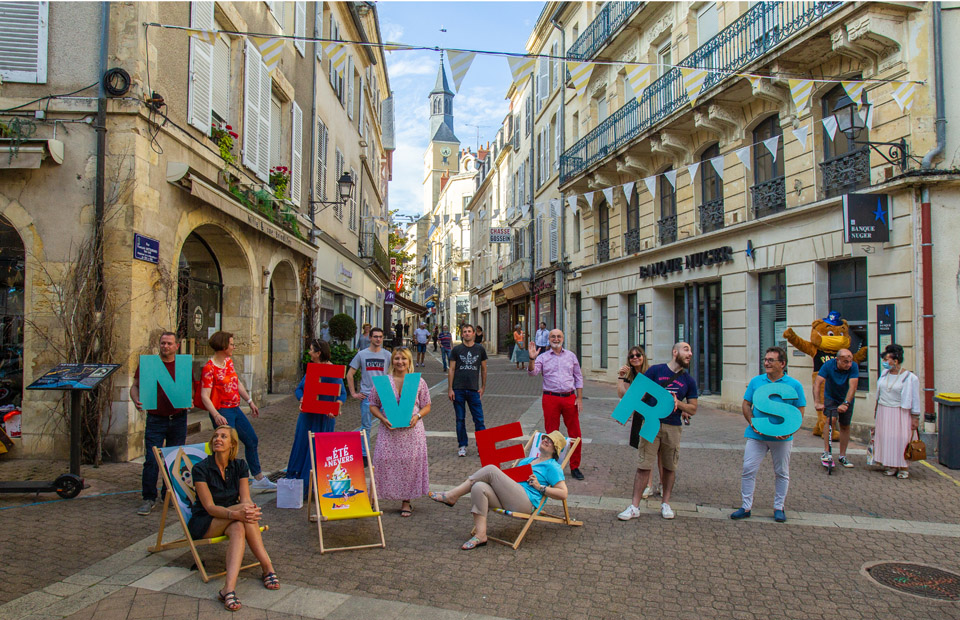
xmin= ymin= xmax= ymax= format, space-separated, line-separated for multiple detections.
xmin=842 ymin=400 xmax=850 ymax=406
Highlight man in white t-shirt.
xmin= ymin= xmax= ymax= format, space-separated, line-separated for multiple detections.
xmin=346 ymin=328 xmax=392 ymax=462
xmin=413 ymin=323 xmax=430 ymax=368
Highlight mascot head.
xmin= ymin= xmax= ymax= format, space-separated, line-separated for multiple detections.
xmin=809 ymin=310 xmax=851 ymax=353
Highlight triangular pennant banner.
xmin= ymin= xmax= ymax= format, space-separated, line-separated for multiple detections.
xmin=507 ymin=55 xmax=536 ymax=84
xmin=710 ymin=155 xmax=725 ymax=180
xmin=746 ymin=75 xmax=762 ymax=90
xmin=455 ymin=214 xmax=462 ymax=223
xmin=625 ymin=63 xmax=654 ymax=101
xmin=621 ymin=181 xmax=636 ymax=203
xmin=567 ymin=195 xmax=578 ymax=212
xmin=322 ymin=41 xmax=348 ymax=71
xmin=492 ymin=209 xmax=499 ymax=218
xmin=687 ymin=162 xmax=700 ymax=181
xmin=251 ymin=37 xmax=285 ymax=72
xmin=788 ymin=79 xmax=813 ymax=113
xmin=763 ymin=135 xmax=780 ymax=161
xmin=446 ymin=50 xmax=476 ymax=93
xmin=642 ymin=176 xmax=657 ymax=198
xmin=822 ymin=115 xmax=838 ymax=141
xmin=583 ymin=191 xmax=595 ymax=207
xmin=569 ymin=62 xmax=595 ymax=100
xmin=521 ymin=203 xmax=530 ymax=216
xmin=468 ymin=212 xmax=475 ymax=221
xmin=735 ymin=146 xmax=751 ymax=171
xmin=186 ymin=29 xmax=218 ymax=46
xmin=664 ymin=169 xmax=677 ymax=189
xmin=444 ymin=215 xmax=450 ymax=224
xmin=433 ymin=216 xmax=440 ymax=226
xmin=383 ymin=43 xmax=411 ymax=52
xmin=891 ymin=81 xmax=916 ymax=113
xmin=601 ymin=187 xmax=614 ymax=205
xmin=842 ymin=81 xmax=866 ymax=109
xmin=680 ymin=67 xmax=708 ymax=107
xmin=793 ymin=124 xmax=809 ymax=150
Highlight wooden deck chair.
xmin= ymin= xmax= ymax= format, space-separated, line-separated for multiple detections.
xmin=487 ymin=431 xmax=583 ymax=550
xmin=306 ymin=430 xmax=385 ymax=553
xmin=148 ymin=444 xmax=269 ymax=583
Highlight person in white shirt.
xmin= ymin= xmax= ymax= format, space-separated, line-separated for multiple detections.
xmin=413 ymin=323 xmax=430 ymax=368
xmin=534 ymin=322 xmax=550 ymax=355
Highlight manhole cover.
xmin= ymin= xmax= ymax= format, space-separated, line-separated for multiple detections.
xmin=864 ymin=562 xmax=960 ymax=601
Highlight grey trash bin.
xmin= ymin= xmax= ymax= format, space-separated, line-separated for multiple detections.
xmin=935 ymin=395 xmax=960 ymax=470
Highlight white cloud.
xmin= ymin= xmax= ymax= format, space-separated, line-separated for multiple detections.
xmin=381 ymin=22 xmax=405 ymax=43
xmin=387 ymin=56 xmax=435 ymax=79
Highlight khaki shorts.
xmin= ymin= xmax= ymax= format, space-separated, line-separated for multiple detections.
xmin=638 ymin=424 xmax=682 ymax=471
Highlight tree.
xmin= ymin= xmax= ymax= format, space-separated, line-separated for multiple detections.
xmin=388 ymin=209 xmax=416 ymax=296
xmin=328 ymin=313 xmax=357 ymax=344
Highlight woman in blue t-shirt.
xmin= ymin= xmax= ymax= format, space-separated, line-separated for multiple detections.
xmin=428 ymin=431 xmax=568 ymax=550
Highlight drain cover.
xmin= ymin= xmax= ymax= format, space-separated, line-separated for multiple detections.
xmin=864 ymin=562 xmax=960 ymax=601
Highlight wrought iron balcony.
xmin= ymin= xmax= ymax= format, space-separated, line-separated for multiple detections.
xmin=359 ymin=232 xmax=390 ymax=280
xmin=623 ymin=228 xmax=642 ymax=255
xmin=568 ymin=1 xmax=643 ymax=61
xmin=699 ymin=199 xmax=725 ymax=233
xmin=820 ymin=146 xmax=870 ymax=199
xmin=503 ymin=257 xmax=532 ymax=289
xmin=560 ymin=1 xmax=842 ymax=184
xmin=596 ymin=239 xmax=611 ymax=263
xmin=658 ymin=215 xmax=677 ymax=246
xmin=750 ymin=176 xmax=786 ymax=219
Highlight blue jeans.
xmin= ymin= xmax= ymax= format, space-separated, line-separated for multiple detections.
xmin=212 ymin=407 xmax=262 ymax=476
xmin=441 ymin=348 xmax=450 ymax=371
xmin=360 ymin=398 xmax=373 ymax=456
xmin=453 ymin=389 xmax=486 ymax=448
xmin=142 ymin=412 xmax=188 ymax=501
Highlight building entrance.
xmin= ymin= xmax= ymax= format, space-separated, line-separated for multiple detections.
xmin=0 ymin=218 xmax=24 ymax=407
xmin=675 ymin=282 xmax=722 ymax=394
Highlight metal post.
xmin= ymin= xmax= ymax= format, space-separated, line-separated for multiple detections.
xmin=692 ymin=284 xmax=700 ymax=390
xmin=70 ymin=391 xmax=82 ymax=476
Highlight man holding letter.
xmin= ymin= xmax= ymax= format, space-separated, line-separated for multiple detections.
xmin=731 ymin=347 xmax=805 ymax=523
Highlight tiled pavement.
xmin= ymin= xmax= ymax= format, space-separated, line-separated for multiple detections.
xmin=3 ymin=350 xmax=960 ymax=619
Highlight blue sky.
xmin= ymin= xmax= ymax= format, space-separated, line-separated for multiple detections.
xmin=377 ymin=1 xmax=544 ymax=219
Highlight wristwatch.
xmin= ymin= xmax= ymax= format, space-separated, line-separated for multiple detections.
xmin=842 ymin=400 xmax=850 ymax=406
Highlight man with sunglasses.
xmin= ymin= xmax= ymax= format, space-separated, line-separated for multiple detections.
xmin=347 ymin=327 xmax=392 ymax=465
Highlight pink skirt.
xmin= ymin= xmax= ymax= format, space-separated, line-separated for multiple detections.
xmin=874 ymin=404 xmax=911 ymax=468
xmin=373 ymin=419 xmax=430 ymax=501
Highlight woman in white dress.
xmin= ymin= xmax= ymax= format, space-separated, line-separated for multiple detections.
xmin=873 ymin=344 xmax=921 ymax=479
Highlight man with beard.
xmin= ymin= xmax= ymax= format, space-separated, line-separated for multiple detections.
xmin=617 ymin=342 xmax=698 ymax=520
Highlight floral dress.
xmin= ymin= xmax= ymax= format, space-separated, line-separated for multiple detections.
xmin=368 ymin=374 xmax=430 ymax=500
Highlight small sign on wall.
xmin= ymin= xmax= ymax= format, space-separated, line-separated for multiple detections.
xmin=877 ymin=303 xmax=896 ymax=371
xmin=134 ymin=233 xmax=160 ymax=264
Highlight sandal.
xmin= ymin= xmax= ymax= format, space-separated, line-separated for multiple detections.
xmin=883 ymin=468 xmax=896 ymax=476
xmin=897 ymin=470 xmax=909 ymax=479
xmin=400 ymin=508 xmax=413 ymax=517
xmin=219 ymin=590 xmax=242 ymax=612
xmin=428 ymin=491 xmax=454 ymax=507
xmin=460 ymin=536 xmax=487 ymax=551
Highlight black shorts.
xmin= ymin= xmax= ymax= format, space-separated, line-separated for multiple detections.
xmin=824 ymin=398 xmax=853 ymax=426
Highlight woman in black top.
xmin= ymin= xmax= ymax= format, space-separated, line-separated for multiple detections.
xmin=190 ymin=425 xmax=279 ymax=611
xmin=475 ymin=326 xmax=484 ymax=344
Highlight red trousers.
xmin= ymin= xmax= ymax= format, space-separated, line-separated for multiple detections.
xmin=542 ymin=393 xmax=582 ymax=469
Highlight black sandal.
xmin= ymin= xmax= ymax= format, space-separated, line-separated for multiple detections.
xmin=262 ymin=572 xmax=280 ymax=590
xmin=219 ymin=590 xmax=242 ymax=612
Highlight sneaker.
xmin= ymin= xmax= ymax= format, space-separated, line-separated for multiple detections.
xmin=820 ymin=451 xmax=832 ymax=465
xmin=250 ymin=476 xmax=277 ymax=491
xmin=457 ymin=446 xmax=467 ymax=457
xmin=730 ymin=507 xmax=751 ymax=520
xmin=617 ymin=504 xmax=641 ymax=521
xmin=774 ymin=509 xmax=786 ymax=523
xmin=137 ymin=499 xmax=155 ymax=516
xmin=641 ymin=485 xmax=653 ymax=499
xmin=838 ymin=456 xmax=854 ymax=468
xmin=660 ymin=503 xmax=675 ymax=519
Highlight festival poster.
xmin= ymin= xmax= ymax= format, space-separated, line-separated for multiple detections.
xmin=313 ymin=432 xmax=373 ymax=520
xmin=159 ymin=443 xmax=211 ymax=520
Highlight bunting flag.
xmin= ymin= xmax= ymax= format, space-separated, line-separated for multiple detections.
xmin=186 ymin=29 xmax=218 ymax=45
xmin=891 ymin=81 xmax=916 ymax=113
xmin=447 ymin=50 xmax=476 ymax=92
xmin=822 ymin=115 xmax=838 ymax=141
xmin=664 ymin=169 xmax=678 ymax=189
xmin=433 ymin=216 xmax=440 ymax=226
xmin=383 ymin=43 xmax=411 ymax=52
xmin=710 ymin=155 xmax=725 ymax=180
xmin=507 ymin=55 xmax=536 ymax=85
xmin=788 ymin=79 xmax=813 ymax=113
xmin=762 ymin=135 xmax=780 ymax=161
xmin=521 ymin=203 xmax=530 ymax=216
xmin=455 ymin=214 xmax=462 ymax=223
xmin=567 ymin=195 xmax=578 ymax=212
xmin=322 ymin=41 xmax=349 ymax=71
xmin=444 ymin=215 xmax=450 ymax=224
xmin=842 ymin=81 xmax=866 ymax=109
xmin=468 ymin=212 xmax=475 ymax=221
xmin=687 ymin=162 xmax=700 ymax=181
xmin=735 ymin=146 xmax=751 ymax=171
xmin=792 ymin=124 xmax=810 ymax=151
xmin=569 ymin=62 xmax=595 ymax=100
xmin=625 ymin=63 xmax=654 ymax=101
xmin=583 ymin=191 xmax=595 ymax=206
xmin=621 ymin=181 xmax=636 ymax=203
xmin=602 ymin=187 xmax=614 ymax=205
xmin=746 ymin=75 xmax=762 ymax=90
xmin=642 ymin=176 xmax=657 ymax=198
xmin=251 ymin=37 xmax=285 ymax=72
xmin=492 ymin=209 xmax=499 ymax=218
xmin=680 ymin=67 xmax=708 ymax=106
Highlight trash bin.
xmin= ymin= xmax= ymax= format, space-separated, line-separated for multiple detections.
xmin=935 ymin=393 xmax=960 ymax=469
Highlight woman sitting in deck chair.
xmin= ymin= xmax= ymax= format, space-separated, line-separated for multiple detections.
xmin=189 ymin=426 xmax=279 ymax=612
xmin=429 ymin=431 xmax=568 ymax=550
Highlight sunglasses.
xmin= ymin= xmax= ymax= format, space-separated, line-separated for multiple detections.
xmin=628 ymin=353 xmax=643 ymax=360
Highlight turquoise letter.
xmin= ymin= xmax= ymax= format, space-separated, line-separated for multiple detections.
xmin=610 ymin=373 xmax=674 ymax=443
xmin=750 ymin=382 xmax=803 ymax=437
xmin=372 ymin=373 xmax=421 ymax=428
xmin=140 ymin=355 xmax=192 ymax=410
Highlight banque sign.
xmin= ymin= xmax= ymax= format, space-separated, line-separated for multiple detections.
xmin=639 ymin=246 xmax=734 ymax=279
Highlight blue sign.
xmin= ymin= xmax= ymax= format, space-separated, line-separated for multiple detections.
xmin=425 ymin=300 xmax=436 ymax=308
xmin=385 ymin=290 xmax=396 ymax=304
xmin=134 ymin=233 xmax=160 ymax=264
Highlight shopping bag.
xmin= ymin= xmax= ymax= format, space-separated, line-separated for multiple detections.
xmin=276 ymin=477 xmax=304 ymax=509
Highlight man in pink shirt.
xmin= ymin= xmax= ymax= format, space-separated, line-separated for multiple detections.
xmin=527 ymin=330 xmax=585 ymax=480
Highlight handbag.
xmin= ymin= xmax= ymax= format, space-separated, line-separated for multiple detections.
xmin=276 ymin=477 xmax=304 ymax=509
xmin=904 ymin=429 xmax=927 ymax=461
xmin=629 ymin=369 xmax=683 ymax=449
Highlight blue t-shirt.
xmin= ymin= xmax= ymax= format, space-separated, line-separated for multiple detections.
xmin=643 ymin=364 xmax=699 ymax=426
xmin=743 ymin=373 xmax=806 ymax=442
xmin=818 ymin=358 xmax=859 ymax=403
xmin=518 ymin=456 xmax=564 ymax=507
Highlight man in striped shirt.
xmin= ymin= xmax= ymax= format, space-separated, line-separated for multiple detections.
xmin=438 ymin=325 xmax=453 ymax=371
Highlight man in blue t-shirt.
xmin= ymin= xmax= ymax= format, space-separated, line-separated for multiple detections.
xmin=617 ymin=342 xmax=698 ymax=522
xmin=730 ymin=347 xmax=806 ymax=524
xmin=813 ymin=348 xmax=859 ymax=467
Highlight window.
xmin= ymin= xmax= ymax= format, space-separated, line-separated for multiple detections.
xmin=657 ymin=42 xmax=672 ymax=78
xmin=700 ymin=143 xmax=723 ymax=233
xmin=525 ymin=96 xmax=532 ymax=136
xmin=828 ymin=258 xmax=868 ymax=390
xmin=574 ymin=211 xmax=581 ymax=252
xmin=315 ymin=118 xmax=328 ymax=200
xmin=270 ymin=96 xmax=282 ymax=169
xmin=622 ymin=73 xmax=634 ymax=105
xmin=347 ymin=56 xmax=355 ymax=120
xmin=572 ymin=111 xmax=579 ymax=141
xmin=821 ymin=83 xmax=870 ymax=198
xmin=597 ymin=95 xmax=608 ymax=124
xmin=697 ymin=2 xmax=719 ymax=47
xmin=626 ymin=183 xmax=640 ymax=231
xmin=211 ymin=32 xmax=231 ymax=123
xmin=659 ymin=167 xmax=677 ymax=244
xmin=536 ymin=58 xmax=548 ymax=112
xmin=758 ymin=270 xmax=787 ymax=373
xmin=752 ymin=115 xmax=785 ymax=217
xmin=187 ymin=2 xmax=215 ymax=132
xmin=600 ymin=298 xmax=609 ymax=368
xmin=628 ymin=293 xmax=638 ymax=349
xmin=571 ymin=23 xmax=579 ymax=41
xmin=242 ymin=39 xmax=272 ymax=181
xmin=328 ymin=17 xmax=344 ymax=101
xmin=535 ymin=213 xmax=543 ymax=268
xmin=294 ymin=1 xmax=306 ymax=55
xmin=553 ymin=114 xmax=560 ymax=170
xmin=551 ymin=41 xmax=560 ymax=91
xmin=0 ymin=0 xmax=48 ymax=83
xmin=535 ymin=133 xmax=543 ymax=187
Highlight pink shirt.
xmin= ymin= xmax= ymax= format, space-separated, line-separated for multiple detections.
xmin=529 ymin=348 xmax=583 ymax=393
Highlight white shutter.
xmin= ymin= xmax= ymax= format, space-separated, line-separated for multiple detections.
xmin=291 ymin=101 xmax=303 ymax=205
xmin=294 ymin=1 xmax=306 ymax=55
xmin=315 ymin=4 xmax=323 ymax=60
xmin=0 ymin=1 xmax=48 ymax=83
xmin=212 ymin=35 xmax=231 ymax=121
xmin=257 ymin=57 xmax=272 ymax=181
xmin=358 ymin=77 xmax=365 ymax=134
xmin=551 ymin=42 xmax=559 ymax=91
xmin=550 ymin=209 xmax=558 ymax=262
xmin=242 ymin=39 xmax=262 ymax=173
xmin=555 ymin=114 xmax=561 ymax=170
xmin=347 ymin=55 xmax=355 ymax=120
xmin=349 ymin=167 xmax=358 ymax=230
xmin=535 ymin=213 xmax=543 ymax=268
xmin=335 ymin=149 xmax=344 ymax=219
xmin=187 ymin=1 xmax=215 ymax=132
xmin=315 ymin=118 xmax=328 ymax=200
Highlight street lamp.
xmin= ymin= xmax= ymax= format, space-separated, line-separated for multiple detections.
xmin=309 ymin=172 xmax=355 ymax=215
xmin=832 ymin=98 xmax=909 ymax=171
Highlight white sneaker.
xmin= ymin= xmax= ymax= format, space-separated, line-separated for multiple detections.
xmin=250 ymin=476 xmax=277 ymax=491
xmin=617 ymin=504 xmax=641 ymax=521
xmin=457 ymin=446 xmax=467 ymax=457
xmin=660 ymin=502 xmax=675 ymax=519
xmin=641 ymin=486 xmax=652 ymax=499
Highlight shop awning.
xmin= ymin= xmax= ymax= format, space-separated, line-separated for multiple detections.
xmin=392 ymin=293 xmax=427 ymax=315
xmin=503 ymin=281 xmax=531 ymax=300
xmin=0 ymin=138 xmax=63 ymax=169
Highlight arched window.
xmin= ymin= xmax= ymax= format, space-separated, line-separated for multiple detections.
xmin=177 ymin=233 xmax=223 ymax=351
xmin=658 ymin=167 xmax=677 ymax=245
xmin=700 ymin=144 xmax=723 ymax=233
xmin=751 ymin=115 xmax=785 ymax=218
xmin=0 ymin=218 xmax=24 ymax=407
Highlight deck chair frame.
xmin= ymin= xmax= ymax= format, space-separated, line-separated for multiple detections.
xmin=306 ymin=430 xmax=386 ymax=553
xmin=486 ymin=433 xmax=583 ymax=550
xmin=147 ymin=445 xmax=269 ymax=583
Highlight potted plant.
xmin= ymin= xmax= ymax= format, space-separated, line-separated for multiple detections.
xmin=269 ymin=166 xmax=290 ymax=200
xmin=210 ymin=123 xmax=238 ymax=167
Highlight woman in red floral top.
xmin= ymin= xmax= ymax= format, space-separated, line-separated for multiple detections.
xmin=200 ymin=331 xmax=276 ymax=490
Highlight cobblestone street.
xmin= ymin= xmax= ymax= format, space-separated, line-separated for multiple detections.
xmin=3 ymin=352 xmax=960 ymax=619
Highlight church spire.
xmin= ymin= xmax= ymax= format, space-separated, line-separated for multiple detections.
xmin=431 ymin=51 xmax=454 ymax=96
xmin=428 ymin=53 xmax=458 ymax=143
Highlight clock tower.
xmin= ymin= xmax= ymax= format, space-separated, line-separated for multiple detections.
xmin=423 ymin=55 xmax=460 ymax=214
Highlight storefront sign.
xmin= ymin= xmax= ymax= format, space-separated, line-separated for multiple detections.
xmin=456 ymin=297 xmax=470 ymax=314
xmin=877 ymin=303 xmax=896 ymax=372
xmin=843 ymin=194 xmax=889 ymax=243
xmin=336 ymin=262 xmax=353 ymax=285
xmin=425 ymin=300 xmax=436 ymax=308
xmin=533 ymin=273 xmax=556 ymax=294
xmin=494 ymin=289 xmax=507 ymax=306
xmin=385 ymin=290 xmax=395 ymax=304
xmin=490 ymin=227 xmax=512 ymax=244
xmin=133 ymin=233 xmax=160 ymax=264
xmin=639 ymin=246 xmax=734 ymax=279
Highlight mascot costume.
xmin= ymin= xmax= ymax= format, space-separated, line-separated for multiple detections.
xmin=783 ymin=311 xmax=867 ymax=438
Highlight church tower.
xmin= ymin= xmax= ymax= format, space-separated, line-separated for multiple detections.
xmin=423 ymin=55 xmax=460 ymax=214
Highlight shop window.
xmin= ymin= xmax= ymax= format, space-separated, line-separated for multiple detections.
xmin=828 ymin=258 xmax=868 ymax=390
xmin=751 ymin=114 xmax=785 ymax=218
xmin=177 ymin=233 xmax=223 ymax=352
xmin=0 ymin=218 xmax=24 ymax=407
xmin=758 ymin=270 xmax=787 ymax=373
xmin=600 ymin=297 xmax=608 ymax=369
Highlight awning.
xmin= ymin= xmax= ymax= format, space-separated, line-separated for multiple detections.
xmin=503 ymin=281 xmax=531 ymax=300
xmin=0 ymin=139 xmax=63 ymax=169
xmin=392 ymin=293 xmax=427 ymax=315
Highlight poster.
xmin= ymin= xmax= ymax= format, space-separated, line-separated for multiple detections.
xmin=27 ymin=363 xmax=121 ymax=390
xmin=313 ymin=432 xmax=373 ymax=519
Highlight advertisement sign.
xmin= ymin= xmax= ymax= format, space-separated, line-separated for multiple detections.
xmin=843 ymin=194 xmax=889 ymax=243
xmin=385 ymin=290 xmax=396 ymax=304
xmin=490 ymin=227 xmax=512 ymax=244
xmin=877 ymin=304 xmax=896 ymax=372
xmin=27 ymin=363 xmax=121 ymax=390
xmin=313 ymin=432 xmax=371 ymax=518
xmin=395 ymin=273 xmax=403 ymax=292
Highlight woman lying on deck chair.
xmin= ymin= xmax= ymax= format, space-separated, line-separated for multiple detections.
xmin=189 ymin=426 xmax=279 ymax=612
xmin=429 ymin=431 xmax=569 ymax=550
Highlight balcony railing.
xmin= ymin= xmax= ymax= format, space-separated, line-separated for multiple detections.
xmin=820 ymin=146 xmax=870 ymax=198
xmin=568 ymin=1 xmax=643 ymax=61
xmin=424 ymin=285 xmax=437 ymax=299
xmin=596 ymin=238 xmax=611 ymax=263
xmin=699 ymin=199 xmax=725 ymax=233
xmin=359 ymin=232 xmax=390 ymax=280
xmin=561 ymin=1 xmax=843 ymax=184
xmin=503 ymin=257 xmax=532 ymax=289
xmin=750 ymin=176 xmax=786 ymax=219
xmin=658 ymin=214 xmax=677 ymax=246
xmin=623 ymin=228 xmax=642 ymax=255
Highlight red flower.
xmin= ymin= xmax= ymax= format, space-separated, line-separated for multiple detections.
xmin=225 ymin=124 xmax=233 ymax=130
xmin=229 ymin=131 xmax=238 ymax=138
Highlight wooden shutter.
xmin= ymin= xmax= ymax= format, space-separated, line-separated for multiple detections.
xmin=187 ymin=1 xmax=215 ymax=132
xmin=0 ymin=1 xmax=48 ymax=83
xmin=315 ymin=118 xmax=328 ymax=200
xmin=291 ymin=101 xmax=303 ymax=205
xmin=212 ymin=34 xmax=231 ymax=121
xmin=257 ymin=57 xmax=271 ymax=181
xmin=243 ymin=39 xmax=262 ymax=174
xmin=294 ymin=1 xmax=306 ymax=55
xmin=335 ymin=149 xmax=344 ymax=219
xmin=549 ymin=205 xmax=558 ymax=262
xmin=349 ymin=167 xmax=358 ymax=230
xmin=551 ymin=42 xmax=559 ymax=91
xmin=555 ymin=115 xmax=561 ymax=170
xmin=315 ymin=4 xmax=323 ymax=60
xmin=347 ymin=55 xmax=355 ymax=120
xmin=358 ymin=76 xmax=365 ymax=135
xmin=535 ymin=213 xmax=543 ymax=268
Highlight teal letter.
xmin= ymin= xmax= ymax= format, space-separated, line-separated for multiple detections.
xmin=751 ymin=383 xmax=802 ymax=437
xmin=372 ymin=373 xmax=421 ymax=428
xmin=611 ymin=373 xmax=674 ymax=443
xmin=140 ymin=355 xmax=192 ymax=410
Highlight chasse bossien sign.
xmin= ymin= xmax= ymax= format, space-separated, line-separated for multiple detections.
xmin=639 ymin=246 xmax=734 ymax=279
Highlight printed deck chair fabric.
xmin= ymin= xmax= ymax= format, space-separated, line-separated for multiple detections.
xmin=488 ymin=431 xmax=583 ymax=549
xmin=307 ymin=430 xmax=385 ymax=553
xmin=148 ymin=443 xmax=268 ymax=583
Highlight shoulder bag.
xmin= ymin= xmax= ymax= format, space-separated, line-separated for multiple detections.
xmin=904 ymin=429 xmax=927 ymax=461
